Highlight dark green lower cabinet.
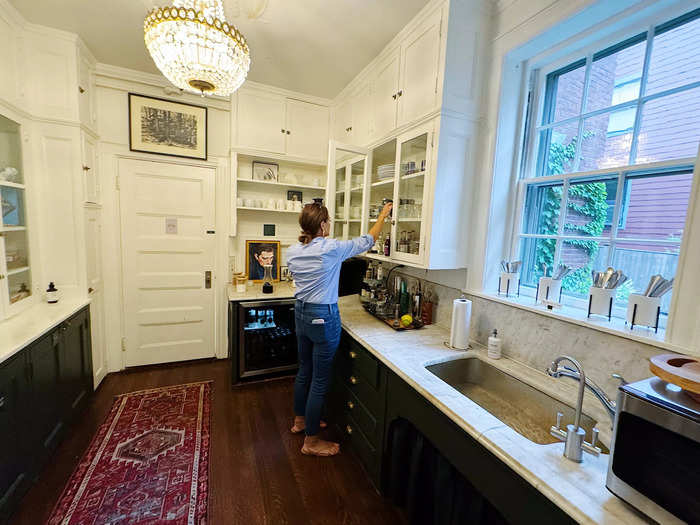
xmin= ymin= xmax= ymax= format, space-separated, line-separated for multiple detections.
xmin=0 ymin=306 xmax=93 ymax=523
xmin=332 ymin=330 xmax=575 ymax=524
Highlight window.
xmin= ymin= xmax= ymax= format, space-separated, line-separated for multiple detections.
xmin=517 ymin=9 xmax=700 ymax=324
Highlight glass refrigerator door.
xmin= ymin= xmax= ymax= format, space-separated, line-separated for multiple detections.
xmin=393 ymin=125 xmax=431 ymax=264
xmin=368 ymin=139 xmax=397 ymax=258
xmin=0 ymin=114 xmax=32 ymax=313
xmin=240 ymin=301 xmax=297 ymax=377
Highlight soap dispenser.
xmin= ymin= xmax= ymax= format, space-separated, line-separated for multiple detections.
xmin=46 ymin=282 xmax=59 ymax=304
xmin=488 ymin=329 xmax=502 ymax=359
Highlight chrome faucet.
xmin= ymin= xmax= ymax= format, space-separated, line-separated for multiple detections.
xmin=545 ymin=356 xmax=626 ymax=463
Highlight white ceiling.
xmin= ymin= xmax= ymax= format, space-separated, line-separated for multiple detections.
xmin=9 ymin=0 xmax=431 ymax=99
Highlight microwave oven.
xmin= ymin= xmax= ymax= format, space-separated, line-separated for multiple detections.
xmin=606 ymin=377 xmax=699 ymax=524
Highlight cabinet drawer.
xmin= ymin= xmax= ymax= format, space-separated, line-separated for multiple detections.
xmin=343 ymin=413 xmax=378 ymax=479
xmin=341 ymin=369 xmax=383 ymax=415
xmin=340 ymin=338 xmax=380 ymax=390
xmin=341 ymin=383 xmax=380 ymax=445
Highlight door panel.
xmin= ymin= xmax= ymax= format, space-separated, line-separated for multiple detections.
xmin=352 ymin=81 xmax=373 ymax=146
xmin=81 ymin=132 xmax=99 ymax=204
xmin=285 ymin=99 xmax=329 ymax=160
xmin=398 ymin=11 xmax=442 ymax=126
xmin=371 ymin=51 xmax=400 ymax=140
xmin=30 ymin=334 xmax=63 ymax=455
xmin=119 ymin=159 xmax=216 ymax=367
xmin=84 ymin=207 xmax=106 ymax=386
xmin=237 ymin=90 xmax=286 ymax=153
xmin=334 ymin=98 xmax=353 ymax=141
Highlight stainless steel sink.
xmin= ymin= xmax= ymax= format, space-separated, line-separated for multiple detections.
xmin=426 ymin=357 xmax=609 ymax=453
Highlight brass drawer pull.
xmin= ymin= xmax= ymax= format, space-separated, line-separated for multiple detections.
xmin=349 ymin=350 xmax=357 ymax=359
xmin=347 ymin=400 xmax=354 ymax=410
xmin=346 ymin=425 xmax=353 ymax=435
xmin=349 ymin=376 xmax=357 ymax=385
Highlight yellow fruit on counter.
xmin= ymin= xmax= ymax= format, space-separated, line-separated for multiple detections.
xmin=400 ymin=314 xmax=413 ymax=328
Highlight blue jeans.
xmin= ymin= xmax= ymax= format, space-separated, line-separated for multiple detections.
xmin=293 ymin=300 xmax=341 ymax=436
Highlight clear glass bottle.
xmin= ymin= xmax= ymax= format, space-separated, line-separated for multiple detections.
xmin=262 ymin=264 xmax=274 ymax=294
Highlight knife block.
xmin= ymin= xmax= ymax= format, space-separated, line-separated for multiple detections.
xmin=626 ymin=294 xmax=662 ymax=332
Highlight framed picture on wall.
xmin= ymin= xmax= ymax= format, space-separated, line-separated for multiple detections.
xmin=287 ymin=190 xmax=302 ymax=202
xmin=245 ymin=240 xmax=281 ymax=282
xmin=128 ymin=93 xmax=207 ymax=160
xmin=252 ymin=161 xmax=279 ymax=182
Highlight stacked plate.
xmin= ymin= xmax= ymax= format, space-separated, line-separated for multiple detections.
xmin=377 ymin=164 xmax=395 ymax=180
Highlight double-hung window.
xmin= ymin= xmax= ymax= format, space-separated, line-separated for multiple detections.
xmin=516 ymin=8 xmax=700 ymax=325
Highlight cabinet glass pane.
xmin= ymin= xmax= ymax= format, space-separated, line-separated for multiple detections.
xmin=5 ymin=230 xmax=32 ymax=304
xmin=1 ymin=187 xmax=26 ymax=227
xmin=349 ymin=159 xmax=364 ymax=221
xmin=369 ymin=140 xmax=396 ymax=250
xmin=0 ymin=115 xmax=22 ymax=185
xmin=395 ymin=133 xmax=427 ymax=255
xmin=334 ymin=166 xmax=346 ymax=221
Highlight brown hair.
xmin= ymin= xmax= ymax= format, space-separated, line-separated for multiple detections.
xmin=298 ymin=203 xmax=329 ymax=244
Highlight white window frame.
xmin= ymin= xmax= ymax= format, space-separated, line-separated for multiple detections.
xmin=510 ymin=9 xmax=700 ymax=323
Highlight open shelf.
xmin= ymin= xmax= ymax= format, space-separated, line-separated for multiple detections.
xmin=238 ymin=206 xmax=300 ymax=214
xmin=0 ymin=181 xmax=24 ymax=189
xmin=7 ymin=265 xmax=29 ymax=276
xmin=237 ymin=178 xmax=325 ymax=191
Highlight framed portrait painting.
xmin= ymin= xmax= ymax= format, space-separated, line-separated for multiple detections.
xmin=245 ymin=240 xmax=281 ymax=282
xmin=128 ymin=93 xmax=207 ymax=160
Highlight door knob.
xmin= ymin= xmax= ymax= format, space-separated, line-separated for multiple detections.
xmin=349 ymin=376 xmax=357 ymax=385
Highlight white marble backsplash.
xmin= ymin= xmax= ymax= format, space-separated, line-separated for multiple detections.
xmin=389 ymin=267 xmax=664 ymax=401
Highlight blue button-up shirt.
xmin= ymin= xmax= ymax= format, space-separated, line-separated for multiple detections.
xmin=287 ymin=234 xmax=375 ymax=304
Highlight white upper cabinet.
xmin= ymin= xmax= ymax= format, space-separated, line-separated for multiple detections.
xmin=285 ymin=99 xmax=329 ymax=160
xmin=81 ymin=131 xmax=99 ymax=204
xmin=371 ymin=50 xmax=401 ymax=141
xmin=351 ymin=81 xmax=373 ymax=146
xmin=333 ymin=97 xmax=353 ymax=142
xmin=397 ymin=10 xmax=442 ymax=127
xmin=236 ymin=90 xmax=287 ymax=154
xmin=77 ymin=45 xmax=97 ymax=131
xmin=234 ymin=88 xmax=330 ymax=161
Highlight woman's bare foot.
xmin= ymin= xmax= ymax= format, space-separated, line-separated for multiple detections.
xmin=301 ymin=435 xmax=340 ymax=456
xmin=290 ymin=416 xmax=327 ymax=434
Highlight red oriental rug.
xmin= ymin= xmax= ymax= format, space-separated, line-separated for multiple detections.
xmin=47 ymin=381 xmax=212 ymax=525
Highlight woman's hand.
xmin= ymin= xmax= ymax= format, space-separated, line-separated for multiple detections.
xmin=379 ymin=201 xmax=393 ymax=219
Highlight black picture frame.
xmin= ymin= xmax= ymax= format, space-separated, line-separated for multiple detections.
xmin=128 ymin=93 xmax=208 ymax=160
xmin=287 ymin=190 xmax=303 ymax=202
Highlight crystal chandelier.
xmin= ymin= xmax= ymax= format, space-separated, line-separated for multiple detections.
xmin=144 ymin=0 xmax=250 ymax=97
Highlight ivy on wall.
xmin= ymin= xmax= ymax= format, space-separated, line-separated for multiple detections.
xmin=537 ymin=132 xmax=608 ymax=295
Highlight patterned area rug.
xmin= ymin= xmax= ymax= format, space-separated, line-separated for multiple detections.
xmin=47 ymin=381 xmax=212 ymax=525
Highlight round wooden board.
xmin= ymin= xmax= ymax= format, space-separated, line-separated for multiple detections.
xmin=649 ymin=353 xmax=700 ymax=395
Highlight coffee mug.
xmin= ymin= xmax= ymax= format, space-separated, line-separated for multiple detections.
xmin=287 ymin=200 xmax=295 ymax=211
xmin=244 ymin=198 xmax=253 ymax=207
xmin=276 ymin=199 xmax=285 ymax=210
xmin=294 ymin=201 xmax=302 ymax=211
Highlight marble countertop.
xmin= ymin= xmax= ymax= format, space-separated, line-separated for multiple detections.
xmin=0 ymin=292 xmax=91 ymax=365
xmin=227 ymin=282 xmax=296 ymax=302
xmin=338 ymin=295 xmax=651 ymax=525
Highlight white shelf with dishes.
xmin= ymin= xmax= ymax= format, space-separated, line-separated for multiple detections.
xmin=0 ymin=113 xmax=35 ymax=316
xmin=237 ymin=206 xmax=301 ymax=214
xmin=237 ymin=178 xmax=325 ymax=191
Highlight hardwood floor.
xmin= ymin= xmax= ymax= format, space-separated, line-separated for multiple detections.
xmin=11 ymin=359 xmax=406 ymax=525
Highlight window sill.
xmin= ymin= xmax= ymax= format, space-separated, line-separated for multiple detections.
xmin=464 ymin=289 xmax=689 ymax=354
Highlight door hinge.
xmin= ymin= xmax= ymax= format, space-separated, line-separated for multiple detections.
xmin=115 ymin=174 xmax=120 ymax=190
xmin=121 ymin=337 xmax=126 ymax=352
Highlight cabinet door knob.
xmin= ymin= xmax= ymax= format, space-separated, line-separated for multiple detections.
xmin=349 ymin=351 xmax=357 ymax=359
xmin=281 ymin=128 xmax=285 ymax=134
xmin=392 ymin=93 xmax=397 ymax=100
xmin=286 ymin=130 xmax=291 ymax=135
xmin=349 ymin=376 xmax=357 ymax=385
xmin=78 ymin=86 xmax=85 ymax=94
xmin=347 ymin=400 xmax=354 ymax=410
xmin=346 ymin=424 xmax=353 ymax=435
xmin=83 ymin=165 xmax=91 ymax=171
xmin=397 ymin=90 xmax=403 ymax=97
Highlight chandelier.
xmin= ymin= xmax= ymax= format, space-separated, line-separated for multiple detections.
xmin=144 ymin=0 xmax=250 ymax=97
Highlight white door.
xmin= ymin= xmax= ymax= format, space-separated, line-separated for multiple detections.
xmin=398 ymin=10 xmax=442 ymax=126
xmin=285 ymin=99 xmax=329 ymax=160
xmin=352 ymin=81 xmax=373 ymax=146
xmin=333 ymin=98 xmax=353 ymax=142
xmin=81 ymin=132 xmax=99 ymax=204
xmin=237 ymin=90 xmax=286 ymax=153
xmin=119 ymin=159 xmax=216 ymax=367
xmin=371 ymin=51 xmax=400 ymax=141
xmin=84 ymin=207 xmax=106 ymax=386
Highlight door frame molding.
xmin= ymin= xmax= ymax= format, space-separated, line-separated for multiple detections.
xmin=102 ymin=146 xmax=229 ymax=372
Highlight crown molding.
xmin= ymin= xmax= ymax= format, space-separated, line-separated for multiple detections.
xmin=238 ymin=80 xmax=332 ymax=107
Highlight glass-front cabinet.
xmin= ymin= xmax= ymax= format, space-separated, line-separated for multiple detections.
xmin=0 ymin=114 xmax=33 ymax=315
xmin=328 ymin=143 xmax=369 ymax=240
xmin=368 ymin=139 xmax=396 ymax=253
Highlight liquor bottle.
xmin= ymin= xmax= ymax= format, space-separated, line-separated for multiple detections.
xmin=383 ymin=233 xmax=391 ymax=256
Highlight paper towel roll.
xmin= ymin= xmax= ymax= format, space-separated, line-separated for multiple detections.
xmin=449 ymin=298 xmax=472 ymax=350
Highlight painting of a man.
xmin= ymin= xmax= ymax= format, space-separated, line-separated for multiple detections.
xmin=246 ymin=241 xmax=280 ymax=281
